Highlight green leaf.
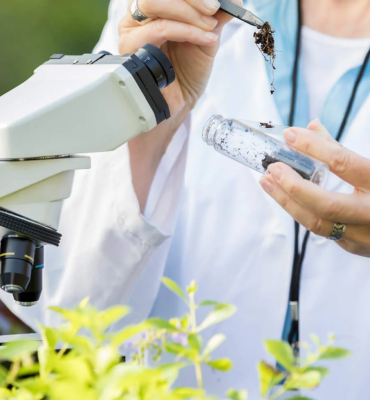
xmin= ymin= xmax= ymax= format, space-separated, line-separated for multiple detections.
xmin=0 ymin=388 xmax=11 ymax=397
xmin=162 ymin=277 xmax=188 ymax=303
xmin=320 ymin=347 xmax=351 ymax=360
xmin=227 ymin=389 xmax=248 ymax=400
xmin=288 ymin=398 xmax=315 ymax=400
xmin=310 ymin=334 xmax=321 ymax=347
xmin=95 ymin=345 xmax=120 ymax=373
xmin=145 ymin=318 xmax=180 ymax=332
xmin=39 ymin=325 xmax=58 ymax=349
xmin=303 ymin=366 xmax=329 ymax=378
xmin=112 ymin=322 xmax=148 ymax=346
xmin=186 ymin=280 xmax=198 ymax=294
xmin=198 ymin=304 xmax=236 ymax=331
xmin=207 ymin=358 xmax=232 ymax=371
xmin=38 ymin=344 xmax=57 ymax=377
xmin=158 ymin=362 xmax=189 ymax=385
xmin=171 ymin=387 xmax=204 ymax=398
xmin=0 ymin=364 xmax=8 ymax=386
xmin=203 ymin=334 xmax=226 ymax=357
xmin=180 ymin=314 xmax=190 ymax=329
xmin=79 ymin=297 xmax=90 ymax=308
xmin=18 ymin=363 xmax=41 ymax=377
xmin=188 ymin=333 xmax=202 ymax=353
xmin=0 ymin=340 xmax=40 ymax=361
xmin=54 ymin=355 xmax=94 ymax=384
xmin=15 ymin=376 xmax=50 ymax=395
xmin=164 ymin=343 xmax=194 ymax=358
xmin=199 ymin=300 xmax=220 ymax=307
xmin=285 ymin=371 xmax=321 ymax=390
xmin=98 ymin=306 xmax=130 ymax=329
xmin=258 ymin=361 xmax=285 ymax=396
xmin=265 ymin=340 xmax=295 ymax=372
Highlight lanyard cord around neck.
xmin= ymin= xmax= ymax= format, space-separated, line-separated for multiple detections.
xmin=286 ymin=0 xmax=370 ymax=348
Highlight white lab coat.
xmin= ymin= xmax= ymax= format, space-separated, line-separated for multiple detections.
xmin=2 ymin=1 xmax=370 ymax=399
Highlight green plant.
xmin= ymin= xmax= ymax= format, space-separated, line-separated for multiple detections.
xmin=0 ymin=278 xmax=349 ymax=400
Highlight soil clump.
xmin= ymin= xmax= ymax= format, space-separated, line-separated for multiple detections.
xmin=260 ymin=121 xmax=275 ymax=129
xmin=254 ymin=22 xmax=276 ymax=94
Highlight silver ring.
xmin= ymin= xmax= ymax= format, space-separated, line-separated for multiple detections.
xmin=328 ymin=222 xmax=347 ymax=241
xmin=130 ymin=0 xmax=149 ymax=23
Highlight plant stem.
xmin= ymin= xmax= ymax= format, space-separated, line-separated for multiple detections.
xmin=188 ymin=290 xmax=203 ymax=390
xmin=7 ymin=360 xmax=20 ymax=383
xmin=194 ymin=360 xmax=204 ymax=390
xmin=58 ymin=343 xmax=69 ymax=358
xmin=189 ymin=292 xmax=197 ymax=332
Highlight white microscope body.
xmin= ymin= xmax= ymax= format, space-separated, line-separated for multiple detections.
xmin=0 ymin=45 xmax=175 ymax=305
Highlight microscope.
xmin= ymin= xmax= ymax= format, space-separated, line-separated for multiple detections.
xmin=0 ymin=44 xmax=175 ymax=307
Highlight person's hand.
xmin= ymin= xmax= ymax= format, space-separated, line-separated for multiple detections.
xmin=259 ymin=119 xmax=370 ymax=258
xmin=119 ymin=0 xmax=241 ymax=211
xmin=119 ymin=0 xmax=239 ymax=135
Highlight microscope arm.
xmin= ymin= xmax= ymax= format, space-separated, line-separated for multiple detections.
xmin=0 ymin=45 xmax=175 ymax=304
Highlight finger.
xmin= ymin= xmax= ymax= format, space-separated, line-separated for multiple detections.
xmin=119 ymin=19 xmax=219 ymax=54
xmin=197 ymin=0 xmax=242 ymax=57
xmin=259 ymin=175 xmax=333 ymax=237
xmin=342 ymin=224 xmax=370 ymax=250
xmin=306 ymin=118 xmax=337 ymax=143
xmin=268 ymin=162 xmax=370 ymax=224
xmin=336 ymin=234 xmax=370 ymax=258
xmin=283 ymin=125 xmax=370 ymax=190
xmin=125 ymin=0 xmax=219 ymax=31
xmin=214 ymin=0 xmax=243 ymax=28
xmin=260 ymin=174 xmax=370 ymax=253
xmin=185 ymin=0 xmax=221 ymax=16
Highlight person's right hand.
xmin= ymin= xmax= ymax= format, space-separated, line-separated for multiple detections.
xmin=119 ymin=0 xmax=241 ymax=211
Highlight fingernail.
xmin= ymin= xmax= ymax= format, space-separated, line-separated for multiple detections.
xmin=204 ymin=31 xmax=219 ymax=41
xmin=202 ymin=15 xmax=218 ymax=28
xmin=284 ymin=129 xmax=297 ymax=144
xmin=269 ymin=164 xmax=283 ymax=180
xmin=260 ymin=177 xmax=274 ymax=194
xmin=203 ymin=0 xmax=221 ymax=12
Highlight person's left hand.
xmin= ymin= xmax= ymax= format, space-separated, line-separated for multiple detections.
xmin=259 ymin=119 xmax=370 ymax=258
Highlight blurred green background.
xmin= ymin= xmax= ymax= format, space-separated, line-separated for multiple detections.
xmin=0 ymin=0 xmax=111 ymax=96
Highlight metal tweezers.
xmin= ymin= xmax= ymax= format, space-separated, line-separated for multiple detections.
xmin=219 ymin=0 xmax=265 ymax=27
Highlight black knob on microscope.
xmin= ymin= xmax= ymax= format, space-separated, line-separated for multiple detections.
xmin=135 ymin=44 xmax=175 ymax=89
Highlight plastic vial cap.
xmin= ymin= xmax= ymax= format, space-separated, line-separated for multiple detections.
xmin=202 ymin=115 xmax=224 ymax=145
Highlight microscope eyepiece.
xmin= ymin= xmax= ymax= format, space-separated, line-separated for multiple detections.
xmin=0 ymin=236 xmax=35 ymax=294
xmin=135 ymin=44 xmax=175 ymax=90
xmin=13 ymin=246 xmax=43 ymax=307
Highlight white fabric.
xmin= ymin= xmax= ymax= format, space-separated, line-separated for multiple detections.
xmin=301 ymin=26 xmax=370 ymax=121
xmin=2 ymin=2 xmax=370 ymax=399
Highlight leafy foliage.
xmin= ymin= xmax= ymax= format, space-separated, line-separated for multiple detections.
xmin=0 ymin=0 xmax=111 ymax=97
xmin=0 ymin=279 xmax=349 ymax=400
xmin=259 ymin=334 xmax=350 ymax=399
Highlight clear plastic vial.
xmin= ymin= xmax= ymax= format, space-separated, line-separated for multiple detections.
xmin=202 ymin=115 xmax=329 ymax=187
